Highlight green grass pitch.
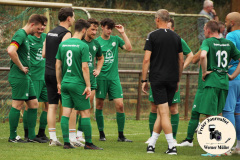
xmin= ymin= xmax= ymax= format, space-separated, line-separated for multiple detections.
xmin=0 ymin=119 xmax=238 ymax=160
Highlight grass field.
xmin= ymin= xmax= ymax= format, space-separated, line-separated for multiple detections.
xmin=0 ymin=119 xmax=239 ymax=160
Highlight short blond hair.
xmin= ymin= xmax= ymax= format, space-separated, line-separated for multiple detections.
xmin=203 ymin=0 xmax=213 ymax=8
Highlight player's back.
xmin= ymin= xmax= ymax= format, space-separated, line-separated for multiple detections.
xmin=201 ymin=37 xmax=240 ymax=89
xmin=57 ymin=38 xmax=89 ymax=85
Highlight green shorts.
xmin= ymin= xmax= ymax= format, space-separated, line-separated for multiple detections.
xmin=149 ymin=85 xmax=180 ymax=104
xmin=61 ymin=82 xmax=90 ymax=111
xmin=195 ymin=87 xmax=228 ymax=116
xmin=32 ymin=80 xmax=48 ymax=102
xmin=8 ymin=77 xmax=36 ymax=100
xmin=96 ymin=79 xmax=123 ymax=100
xmin=91 ymin=77 xmax=97 ymax=90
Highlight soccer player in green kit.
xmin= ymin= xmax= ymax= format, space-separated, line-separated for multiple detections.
xmin=95 ymin=18 xmax=132 ymax=142
xmin=74 ymin=18 xmax=104 ymax=143
xmin=22 ymin=15 xmax=49 ymax=142
xmin=177 ymin=20 xmax=240 ymax=157
xmin=56 ymin=19 xmax=102 ymax=150
xmin=145 ymin=18 xmax=193 ymax=144
xmin=7 ymin=14 xmax=45 ymax=143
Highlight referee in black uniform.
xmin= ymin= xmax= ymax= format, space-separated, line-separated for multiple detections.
xmin=42 ymin=7 xmax=75 ymax=146
xmin=141 ymin=9 xmax=184 ymax=155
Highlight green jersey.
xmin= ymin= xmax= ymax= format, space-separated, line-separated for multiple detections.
xmin=28 ymin=33 xmax=46 ymax=80
xmin=181 ymin=38 xmax=191 ymax=55
xmin=9 ymin=29 xmax=30 ymax=79
xmin=82 ymin=39 xmax=102 ymax=82
xmin=96 ymin=35 xmax=125 ymax=80
xmin=201 ymin=37 xmax=240 ymax=90
xmin=56 ymin=38 xmax=90 ymax=85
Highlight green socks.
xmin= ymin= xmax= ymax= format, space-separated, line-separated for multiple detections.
xmin=95 ymin=109 xmax=104 ymax=131
xmin=171 ymin=113 xmax=179 ymax=139
xmin=149 ymin=112 xmax=157 ymax=136
xmin=23 ymin=110 xmax=28 ymax=129
xmin=187 ymin=111 xmax=200 ymax=140
xmin=81 ymin=118 xmax=92 ymax=143
xmin=39 ymin=111 xmax=47 ymax=129
xmin=27 ymin=108 xmax=37 ymax=139
xmin=78 ymin=115 xmax=83 ymax=131
xmin=9 ymin=107 xmax=20 ymax=140
xmin=117 ymin=112 xmax=125 ymax=132
xmin=61 ymin=116 xmax=70 ymax=143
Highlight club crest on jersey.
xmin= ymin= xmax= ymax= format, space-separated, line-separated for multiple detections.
xmin=112 ymin=42 xmax=116 ymax=47
xmin=93 ymin=46 xmax=96 ymax=51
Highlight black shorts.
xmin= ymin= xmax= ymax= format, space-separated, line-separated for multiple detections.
xmin=45 ymin=74 xmax=61 ymax=104
xmin=150 ymin=81 xmax=177 ymax=106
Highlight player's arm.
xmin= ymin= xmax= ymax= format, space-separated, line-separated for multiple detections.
xmin=82 ymin=62 xmax=91 ymax=99
xmin=115 ymin=24 xmax=132 ymax=51
xmin=42 ymin=40 xmax=46 ymax=58
xmin=55 ymin=59 xmax=62 ymax=94
xmin=7 ymin=45 xmax=28 ymax=74
xmin=141 ymin=50 xmax=151 ymax=94
xmin=183 ymin=51 xmax=193 ymax=69
xmin=192 ymin=49 xmax=201 ymax=64
xmin=229 ymin=58 xmax=240 ymax=80
xmin=93 ymin=55 xmax=104 ymax=77
xmin=179 ymin=52 xmax=184 ymax=80
xmin=62 ymin=32 xmax=71 ymax=42
xmin=200 ymin=50 xmax=212 ymax=81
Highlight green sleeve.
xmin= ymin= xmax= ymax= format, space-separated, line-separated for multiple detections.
xmin=82 ymin=44 xmax=90 ymax=62
xmin=55 ymin=45 xmax=62 ymax=60
xmin=200 ymin=39 xmax=209 ymax=52
xmin=12 ymin=30 xmax=26 ymax=46
xmin=181 ymin=38 xmax=191 ymax=55
xmin=116 ymin=35 xmax=125 ymax=48
xmin=96 ymin=41 xmax=102 ymax=57
xmin=231 ymin=43 xmax=240 ymax=61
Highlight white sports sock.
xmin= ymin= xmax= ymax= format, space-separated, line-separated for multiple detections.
xmin=69 ymin=129 xmax=76 ymax=141
xmin=236 ymin=140 xmax=240 ymax=149
xmin=48 ymin=128 xmax=57 ymax=141
xmin=165 ymin=133 xmax=175 ymax=149
xmin=148 ymin=132 xmax=160 ymax=148
xmin=77 ymin=130 xmax=83 ymax=137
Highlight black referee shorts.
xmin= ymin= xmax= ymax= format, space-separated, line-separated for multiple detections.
xmin=45 ymin=74 xmax=61 ymax=104
xmin=150 ymin=81 xmax=178 ymax=106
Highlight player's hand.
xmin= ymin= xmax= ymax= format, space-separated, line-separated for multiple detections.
xmin=93 ymin=69 xmax=100 ymax=77
xmin=142 ymin=82 xmax=148 ymax=95
xmin=21 ymin=67 xmax=28 ymax=74
xmin=202 ymin=71 xmax=212 ymax=81
xmin=228 ymin=65 xmax=233 ymax=69
xmin=57 ymin=83 xmax=61 ymax=94
xmin=82 ymin=87 xmax=91 ymax=99
xmin=115 ymin=24 xmax=125 ymax=34
xmin=228 ymin=73 xmax=235 ymax=81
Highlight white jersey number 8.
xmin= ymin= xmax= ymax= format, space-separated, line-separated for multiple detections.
xmin=66 ymin=50 xmax=73 ymax=67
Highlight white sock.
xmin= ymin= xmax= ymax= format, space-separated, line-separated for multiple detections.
xmin=165 ymin=133 xmax=175 ymax=149
xmin=69 ymin=129 xmax=76 ymax=141
xmin=48 ymin=128 xmax=57 ymax=141
xmin=148 ymin=132 xmax=160 ymax=148
xmin=77 ymin=130 xmax=83 ymax=138
xmin=236 ymin=140 xmax=240 ymax=149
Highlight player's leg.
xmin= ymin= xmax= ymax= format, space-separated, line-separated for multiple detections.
xmin=9 ymin=100 xmax=26 ymax=142
xmin=177 ymin=89 xmax=202 ymax=147
xmin=148 ymin=86 xmax=157 ymax=137
xmin=36 ymin=80 xmax=49 ymax=140
xmin=95 ymin=80 xmax=107 ymax=141
xmin=68 ymin=109 xmax=84 ymax=147
xmin=170 ymin=87 xmax=180 ymax=141
xmin=110 ymin=79 xmax=132 ymax=142
xmin=23 ymin=105 xmax=28 ymax=140
xmin=45 ymin=75 xmax=61 ymax=145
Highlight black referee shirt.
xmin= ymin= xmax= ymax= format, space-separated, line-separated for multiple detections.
xmin=144 ymin=28 xmax=182 ymax=82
